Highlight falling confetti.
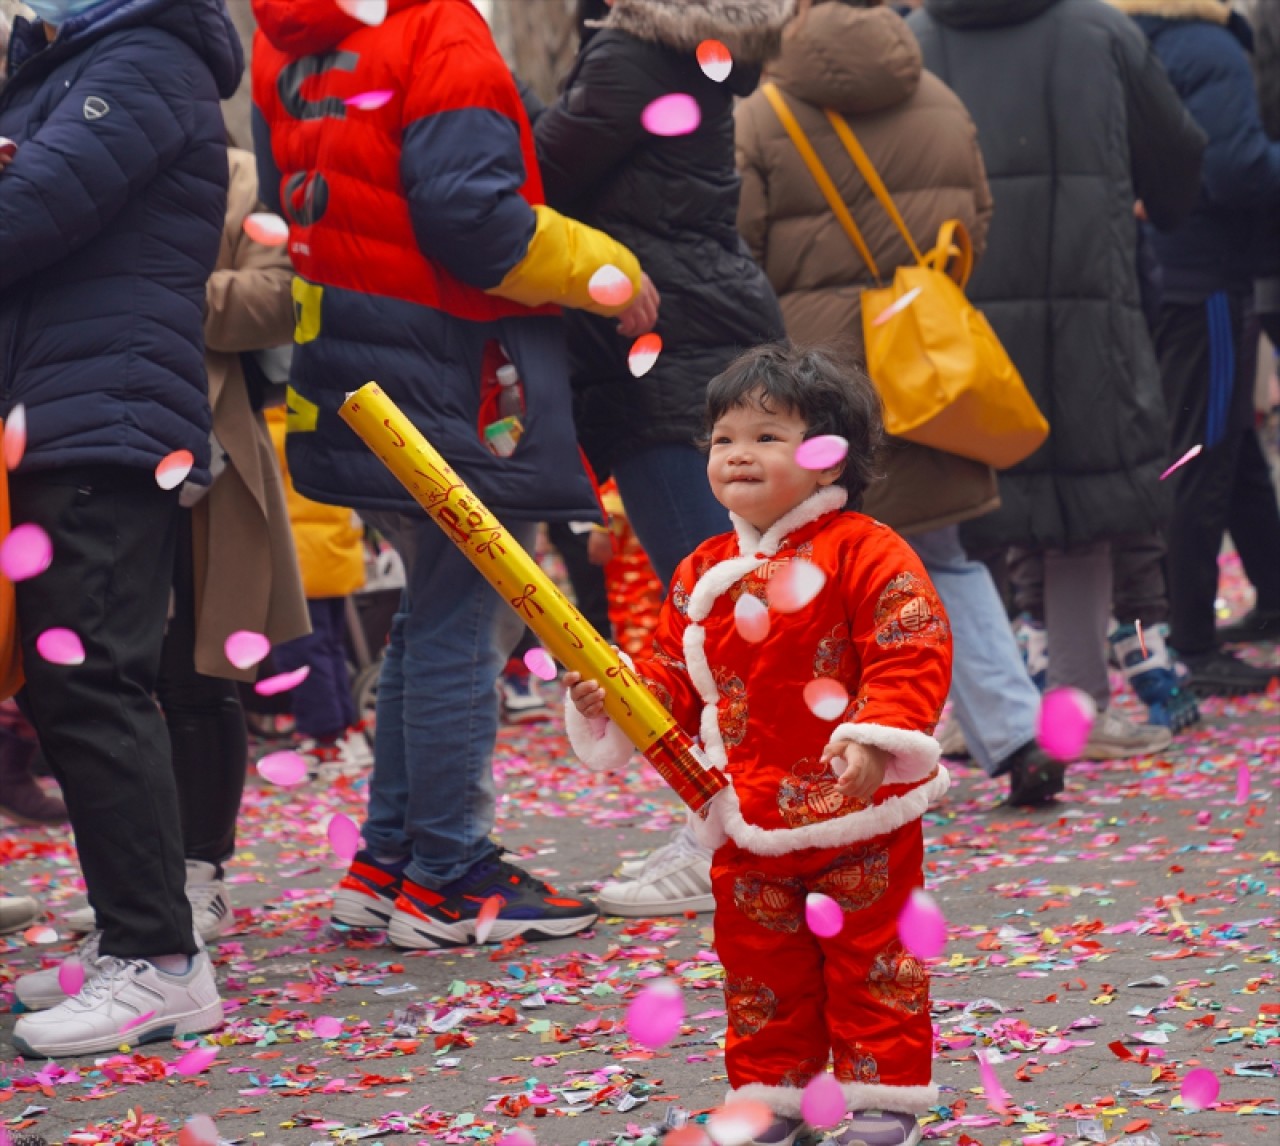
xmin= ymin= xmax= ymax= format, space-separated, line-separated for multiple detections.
xmin=0 ymin=522 xmax=52 ymax=581
xmin=1136 ymin=617 xmax=1148 ymax=658
xmin=474 ymin=894 xmax=503 ymax=945
xmin=312 ymin=1015 xmax=343 ymax=1039
xmin=254 ymin=664 xmax=311 ymax=696
xmin=1159 ymin=443 xmax=1202 ymax=480
xmin=23 ymin=925 xmax=58 ymax=945
xmin=627 ymin=333 xmax=663 ymax=378
xmin=733 ymin=592 xmax=770 ymax=643
xmin=523 ymin=646 xmax=557 ymax=682
xmin=177 ymin=1114 xmax=219 ymax=1146
xmin=706 ymin=1100 xmax=774 ymax=1146
xmin=155 ymin=448 xmax=195 ymax=491
xmin=587 ymin=264 xmax=634 ymax=308
xmin=1181 ymin=1067 xmax=1220 ymax=1110
xmin=767 ymin=558 xmax=826 ymax=613
xmin=870 ymin=286 xmax=922 ymax=328
xmin=344 ymin=89 xmax=394 ymax=110
xmin=897 ymin=888 xmax=946 ymax=959
xmin=336 ymin=0 xmax=387 ymax=24
xmin=800 ymin=1072 xmax=846 ymax=1129
xmin=803 ymin=677 xmax=848 ymax=721
xmin=665 ymin=1130 xmax=711 ymax=1146
xmin=641 ymin=93 xmax=701 ymax=137
xmin=224 ymin=630 xmax=271 ymax=671
xmin=975 ymin=1046 xmax=1010 ymax=1113
xmin=120 ymin=1009 xmax=157 ymax=1033
xmin=3 ymin=403 xmax=26 ymax=470
xmin=1036 ymin=686 xmax=1096 ymax=761
xmin=256 ymin=750 xmax=309 ymax=787
xmin=35 ymin=627 xmax=85 ymax=666
xmin=57 ymin=958 xmax=85 ymax=996
xmin=804 ymin=892 xmax=843 ymax=938
xmin=326 ymin=812 xmax=361 ymax=862
xmin=626 ymin=977 xmax=685 ymax=1048
xmin=794 ymin=434 xmax=849 ymax=471
xmin=171 ymin=1045 xmax=219 ymax=1076
xmin=242 ymin=212 xmax=289 ymax=247
xmin=696 ymin=39 xmax=733 ymax=83
xmin=1235 ymin=759 xmax=1250 ymax=805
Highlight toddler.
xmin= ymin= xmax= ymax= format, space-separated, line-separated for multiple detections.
xmin=567 ymin=343 xmax=951 ymax=1146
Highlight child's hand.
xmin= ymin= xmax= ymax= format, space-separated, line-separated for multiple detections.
xmin=564 ymin=671 xmax=608 ymax=719
xmin=822 ymin=739 xmax=890 ymax=801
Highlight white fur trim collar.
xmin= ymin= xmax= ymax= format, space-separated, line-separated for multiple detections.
xmin=728 ymin=1080 xmax=939 ymax=1119
xmin=730 ymin=485 xmax=848 ymax=559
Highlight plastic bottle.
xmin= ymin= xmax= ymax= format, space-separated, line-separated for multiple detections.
xmin=484 ymin=361 xmax=525 ymax=457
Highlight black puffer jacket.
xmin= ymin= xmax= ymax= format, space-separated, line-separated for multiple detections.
xmin=909 ymin=0 xmax=1206 ymax=551
xmin=534 ymin=0 xmax=788 ymax=478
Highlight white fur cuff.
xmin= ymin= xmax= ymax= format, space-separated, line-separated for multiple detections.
xmin=727 ymin=1080 xmax=938 ymax=1118
xmin=563 ymin=698 xmax=636 ymax=772
xmin=830 ymin=722 xmax=940 ymax=787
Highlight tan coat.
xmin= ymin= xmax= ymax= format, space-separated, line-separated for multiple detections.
xmin=191 ymin=147 xmax=309 ymax=680
xmin=736 ymin=1 xmax=1000 ymax=535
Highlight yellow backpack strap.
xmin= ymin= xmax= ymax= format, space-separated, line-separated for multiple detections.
xmin=823 ymin=108 xmax=925 ymax=267
xmin=925 ymin=219 xmax=974 ymax=288
xmin=762 ymin=83 xmax=881 ymax=283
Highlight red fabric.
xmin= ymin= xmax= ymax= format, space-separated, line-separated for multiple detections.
xmin=713 ymin=826 xmax=932 ymax=1091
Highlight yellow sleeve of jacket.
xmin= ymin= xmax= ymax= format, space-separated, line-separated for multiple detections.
xmin=485 ymin=205 xmax=643 ymax=316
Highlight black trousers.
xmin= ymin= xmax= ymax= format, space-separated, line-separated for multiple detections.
xmin=1156 ymin=292 xmax=1280 ymax=654
xmin=156 ymin=511 xmax=248 ymax=869
xmin=10 ymin=466 xmax=196 ymax=957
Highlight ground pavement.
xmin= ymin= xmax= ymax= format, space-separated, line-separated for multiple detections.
xmin=0 ymin=615 xmax=1276 ymax=1145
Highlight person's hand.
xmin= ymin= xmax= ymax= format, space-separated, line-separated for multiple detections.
xmin=1134 ymin=200 xmax=1147 ymax=222
xmin=587 ymin=528 xmax=614 ymax=566
xmin=616 ymin=273 xmax=659 ymax=338
xmin=822 ymin=739 xmax=890 ymax=801
xmin=564 ymin=671 xmax=607 ymax=719
xmin=0 ymin=138 xmax=17 ymax=173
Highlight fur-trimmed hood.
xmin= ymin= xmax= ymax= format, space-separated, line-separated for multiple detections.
xmin=591 ymin=0 xmax=796 ymax=63
xmin=1106 ymin=0 xmax=1228 ymax=23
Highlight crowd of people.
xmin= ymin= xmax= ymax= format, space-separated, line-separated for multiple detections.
xmin=0 ymin=0 xmax=1276 ymax=1142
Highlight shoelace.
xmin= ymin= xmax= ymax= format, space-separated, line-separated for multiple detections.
xmin=71 ymin=955 xmax=151 ymax=1006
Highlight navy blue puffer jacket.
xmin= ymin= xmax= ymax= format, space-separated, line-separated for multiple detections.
xmin=0 ymin=0 xmax=243 ymax=481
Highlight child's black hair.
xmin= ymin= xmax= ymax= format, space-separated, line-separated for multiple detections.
xmin=702 ymin=341 xmax=885 ymax=509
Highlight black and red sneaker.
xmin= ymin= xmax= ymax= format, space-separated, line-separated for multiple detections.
xmin=332 ymin=851 xmax=406 ymax=928
xmin=387 ymin=857 xmax=598 ymax=949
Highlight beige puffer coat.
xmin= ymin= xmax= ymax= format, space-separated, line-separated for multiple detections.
xmin=736 ymin=0 xmax=999 ymax=535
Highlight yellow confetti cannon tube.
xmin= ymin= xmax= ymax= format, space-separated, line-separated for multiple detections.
xmin=340 ymin=383 xmax=727 ymax=815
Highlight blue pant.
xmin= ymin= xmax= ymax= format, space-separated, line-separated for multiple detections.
xmin=361 ymin=511 xmax=537 ymax=889
xmin=611 ymin=443 xmax=729 ymax=585
xmin=273 ymin=597 xmax=356 ymax=739
xmin=908 ymin=526 xmax=1041 ymax=776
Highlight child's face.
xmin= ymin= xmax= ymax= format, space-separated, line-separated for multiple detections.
xmin=707 ymin=398 xmax=842 ymax=532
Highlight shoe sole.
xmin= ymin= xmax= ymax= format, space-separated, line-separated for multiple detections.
xmin=387 ymin=910 xmax=598 ymax=950
xmin=331 ymin=887 xmax=395 ymax=928
xmin=11 ymin=999 xmax=224 ymax=1058
xmin=1187 ymin=679 xmax=1274 ymax=698
xmin=596 ymin=892 xmax=715 ymax=917
xmin=1079 ymin=734 xmax=1173 ymax=761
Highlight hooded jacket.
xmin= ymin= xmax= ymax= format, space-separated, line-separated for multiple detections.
xmin=532 ymin=0 xmax=789 ymax=478
xmin=736 ymin=0 xmax=998 ymax=536
xmin=909 ymin=0 xmax=1206 ymax=551
xmin=0 ymin=0 xmax=243 ymax=480
xmin=251 ymin=0 xmax=645 ymax=520
xmin=1110 ymin=0 xmax=1280 ymax=299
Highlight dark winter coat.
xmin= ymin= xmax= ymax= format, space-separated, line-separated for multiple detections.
xmin=909 ymin=0 xmax=1206 ymax=551
xmin=1111 ymin=0 xmax=1280 ymax=299
xmin=0 ymin=0 xmax=243 ymax=482
xmin=533 ymin=0 xmax=789 ymax=479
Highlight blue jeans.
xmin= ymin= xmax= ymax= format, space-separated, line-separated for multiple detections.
xmin=611 ymin=443 xmax=729 ymax=585
xmin=360 ymin=511 xmax=537 ymax=888
xmin=908 ymin=526 xmax=1040 ymax=776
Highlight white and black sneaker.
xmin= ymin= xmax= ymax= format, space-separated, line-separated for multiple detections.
xmin=599 ymin=824 xmax=714 ymax=916
xmin=63 ymin=861 xmax=233 ymax=944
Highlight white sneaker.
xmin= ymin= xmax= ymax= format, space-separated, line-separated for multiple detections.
xmin=617 ymin=838 xmax=682 ymax=881
xmin=299 ymin=726 xmax=374 ymax=779
xmin=64 ymin=905 xmax=96 ymax=933
xmin=16 ymin=930 xmax=101 ymax=1011
xmin=63 ymin=862 xmax=233 ymax=944
xmin=598 ymin=830 xmax=714 ymax=917
xmin=12 ymin=950 xmax=222 ymax=1058
xmin=1081 ymin=708 xmax=1173 ymax=761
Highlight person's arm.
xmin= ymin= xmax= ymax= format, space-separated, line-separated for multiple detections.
xmin=735 ymin=99 xmax=769 ymax=265
xmin=0 ymin=32 xmax=199 ymax=291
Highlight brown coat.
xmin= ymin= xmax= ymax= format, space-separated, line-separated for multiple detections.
xmin=191 ymin=147 xmax=309 ymax=680
xmin=735 ymin=1 xmax=1000 ymax=535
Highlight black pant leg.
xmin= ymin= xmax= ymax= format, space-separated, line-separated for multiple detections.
xmin=10 ymin=466 xmax=195 ymax=957
xmin=546 ymin=520 xmax=612 ymax=638
xmin=1110 ymin=532 xmax=1169 ymax=627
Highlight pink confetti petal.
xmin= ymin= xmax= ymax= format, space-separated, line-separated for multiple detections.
xmin=497 ymin=1131 xmax=536 ymax=1146
xmin=344 ymin=89 xmax=393 ymax=110
xmin=733 ymin=593 xmax=770 ymax=643
xmin=254 ymin=665 xmax=311 ymax=696
xmin=1159 ymin=443 xmax=1203 ymax=481
xmin=1180 ymin=1067 xmax=1220 ymax=1110
xmin=36 ymin=627 xmax=85 ymax=666
xmin=523 ymin=646 xmax=557 ymax=682
xmin=177 ymin=1115 xmax=219 ymax=1146
xmin=800 ymin=1072 xmax=846 ymax=1129
xmin=312 ymin=1015 xmax=343 ymax=1039
xmin=120 ymin=1009 xmax=157 ymax=1033
xmin=897 ymin=887 xmax=947 ymax=960
xmin=1235 ymin=760 xmax=1250 ymax=805
xmin=587 ymin=264 xmax=634 ymax=308
xmin=242 ymin=212 xmax=289 ymax=247
xmin=326 ymin=812 xmax=361 ymax=862
xmin=336 ymin=0 xmax=387 ymax=25
xmin=155 ymin=449 xmax=195 ymax=491
xmin=627 ymin=333 xmax=663 ymax=378
xmin=696 ymin=39 xmax=733 ymax=83
xmin=641 ymin=93 xmax=701 ymax=137
xmin=706 ymin=1100 xmax=774 ymax=1146
xmin=664 ymin=1130 xmax=711 ymax=1146
xmin=57 ymin=958 xmax=85 ymax=996
xmin=172 ymin=1045 xmax=219 ymax=1075
xmin=625 ymin=977 xmax=684 ymax=1048
xmin=766 ymin=558 xmax=826 ymax=613
xmin=803 ymin=677 xmax=848 ymax=722
xmin=870 ymin=285 xmax=923 ymax=327
xmin=224 ymin=629 xmax=271 ymax=671
xmin=23 ymin=924 xmax=58 ymax=945
xmin=0 ymin=522 xmax=52 ymax=582
xmin=804 ymin=892 xmax=844 ymax=938
xmin=1035 ymin=686 xmax=1096 ymax=761
xmin=794 ymin=434 xmax=849 ymax=471
xmin=474 ymin=893 xmax=503 ymax=945
xmin=3 ymin=403 xmax=26 ymax=470
xmin=976 ymin=1047 xmax=1010 ymax=1113
xmin=256 ymin=750 xmax=309 ymax=787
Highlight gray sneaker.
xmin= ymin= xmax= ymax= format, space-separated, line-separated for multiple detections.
xmin=0 ymin=895 xmax=41 ymax=935
xmin=1081 ymin=708 xmax=1173 ymax=761
xmin=833 ymin=1110 xmax=921 ymax=1146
